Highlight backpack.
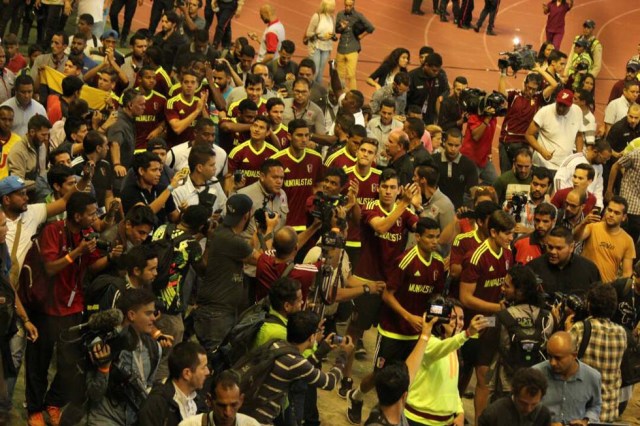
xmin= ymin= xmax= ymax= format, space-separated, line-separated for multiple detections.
xmin=497 ymin=308 xmax=549 ymax=375
xmin=232 ymin=339 xmax=297 ymax=413
xmin=84 ymin=274 xmax=128 ymax=316
xmin=152 ymin=224 xmax=195 ymax=296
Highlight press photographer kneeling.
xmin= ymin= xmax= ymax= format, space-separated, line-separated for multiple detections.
xmin=82 ymin=288 xmax=162 ymax=425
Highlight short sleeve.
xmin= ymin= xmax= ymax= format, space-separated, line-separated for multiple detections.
xmin=165 ymin=105 xmax=180 ymax=122
xmin=40 ymin=223 xmax=62 ymax=262
xmin=264 ymin=32 xmax=279 ymax=54
xmin=362 ymin=207 xmax=384 ymax=226
xmin=460 ymin=256 xmax=480 ymax=283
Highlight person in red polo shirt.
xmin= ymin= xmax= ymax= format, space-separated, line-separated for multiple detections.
xmin=512 ymin=202 xmax=556 ymax=265
xmin=24 ymin=192 xmax=124 ymax=426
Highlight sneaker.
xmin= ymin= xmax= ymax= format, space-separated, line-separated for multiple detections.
xmin=338 ymin=377 xmax=353 ymax=399
xmin=411 ymin=9 xmax=426 ymax=15
xmin=355 ymin=338 xmax=366 ymax=360
xmin=27 ymin=413 xmax=46 ymax=426
xmin=459 ymin=24 xmax=471 ymax=29
xmin=487 ymin=29 xmax=497 ymax=36
xmin=45 ymin=406 xmax=62 ymax=426
xmin=347 ymin=389 xmax=363 ymax=424
xmin=473 ymin=25 xmax=480 ymax=32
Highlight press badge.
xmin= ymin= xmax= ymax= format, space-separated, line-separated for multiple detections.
xmin=68 ymin=289 xmax=76 ymax=307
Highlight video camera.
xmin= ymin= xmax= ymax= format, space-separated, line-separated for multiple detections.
xmin=84 ymin=232 xmax=113 ymax=253
xmin=498 ymin=38 xmax=537 ymax=74
xmin=460 ymin=88 xmax=507 ymax=117
xmin=426 ymin=296 xmax=454 ymax=324
xmin=544 ymin=292 xmax=588 ymax=322
xmin=311 ymin=191 xmax=348 ymax=235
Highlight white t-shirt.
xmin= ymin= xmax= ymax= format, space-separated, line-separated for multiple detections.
xmin=604 ymin=95 xmax=632 ymax=126
xmin=6 ymin=203 xmax=48 ymax=269
xmin=532 ymin=103 xmax=585 ymax=170
xmin=553 ymin=152 xmax=604 ymax=207
xmin=172 ymin=176 xmax=227 ymax=214
xmin=166 ymin=142 xmax=228 ymax=179
xmin=179 ymin=412 xmax=260 ymax=426
xmin=77 ymin=0 xmax=105 ymax=23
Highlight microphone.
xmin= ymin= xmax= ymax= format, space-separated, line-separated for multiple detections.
xmin=69 ymin=309 xmax=123 ymax=333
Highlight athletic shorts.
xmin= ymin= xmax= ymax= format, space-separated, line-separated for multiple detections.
xmin=373 ymin=335 xmax=417 ymax=371
xmin=351 ymin=293 xmax=382 ymax=330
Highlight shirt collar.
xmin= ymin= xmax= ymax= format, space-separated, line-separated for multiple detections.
xmin=172 ymin=381 xmax=197 ymax=406
xmin=440 ymin=150 xmax=461 ymax=164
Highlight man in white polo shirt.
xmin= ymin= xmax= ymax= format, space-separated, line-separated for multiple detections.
xmin=525 ymin=89 xmax=585 ymax=177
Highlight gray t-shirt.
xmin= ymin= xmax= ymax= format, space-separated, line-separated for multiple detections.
xmin=198 ymin=225 xmax=252 ymax=307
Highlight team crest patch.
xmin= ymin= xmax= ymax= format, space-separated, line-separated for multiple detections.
xmin=396 ymin=218 xmax=402 ymax=227
xmin=372 ymin=183 xmax=378 ymax=192
xmin=307 ymin=164 xmax=313 ymax=173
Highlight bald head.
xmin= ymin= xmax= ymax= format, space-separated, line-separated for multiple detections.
xmin=274 ymin=226 xmax=298 ymax=258
xmin=548 ymin=331 xmax=576 ymax=355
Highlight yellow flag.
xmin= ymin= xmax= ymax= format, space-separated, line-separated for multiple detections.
xmin=40 ymin=66 xmax=111 ymax=110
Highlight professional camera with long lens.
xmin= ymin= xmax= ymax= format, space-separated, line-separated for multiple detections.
xmin=511 ymin=192 xmax=528 ymax=222
xmin=460 ymin=88 xmax=508 ymax=117
xmin=498 ymin=38 xmax=537 ymax=74
xmin=425 ymin=296 xmax=454 ymax=324
xmin=254 ymin=198 xmax=277 ymax=232
xmin=543 ymin=292 xmax=588 ymax=322
xmin=311 ymin=191 xmax=348 ymax=234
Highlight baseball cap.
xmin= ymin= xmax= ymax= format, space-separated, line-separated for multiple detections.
xmin=583 ymin=19 xmax=595 ymax=29
xmin=223 ymin=194 xmax=253 ymax=227
xmin=627 ymin=60 xmax=640 ymax=73
xmin=556 ymin=89 xmax=574 ymax=106
xmin=0 ymin=176 xmax=31 ymax=198
xmin=147 ymin=137 xmax=168 ymax=152
xmin=574 ymin=38 xmax=589 ymax=48
xmin=101 ymin=29 xmax=119 ymax=40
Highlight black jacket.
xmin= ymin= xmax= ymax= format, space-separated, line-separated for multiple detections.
xmin=138 ymin=380 xmax=206 ymax=426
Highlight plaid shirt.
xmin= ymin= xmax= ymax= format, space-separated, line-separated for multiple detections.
xmin=570 ymin=318 xmax=628 ymax=422
xmin=618 ymin=149 xmax=640 ymax=215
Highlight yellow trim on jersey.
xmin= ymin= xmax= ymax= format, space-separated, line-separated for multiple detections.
xmin=325 ymin=147 xmax=357 ymax=167
xmin=167 ymin=93 xmax=198 ymax=109
xmin=345 ymin=165 xmax=382 ymax=182
xmin=272 ymin=148 xmax=322 ymax=164
xmin=452 ymin=228 xmax=481 ymax=247
xmin=144 ymin=89 xmax=166 ymax=101
xmin=156 ymin=67 xmax=172 ymax=86
xmin=470 ymin=240 xmax=502 ymax=265
xmin=229 ymin=139 xmax=278 ymax=158
xmin=272 ymin=123 xmax=288 ymax=133
xmin=292 ymin=225 xmax=307 ymax=232
xmin=168 ymin=80 xmax=206 ymax=97
xmin=227 ymin=96 xmax=266 ymax=116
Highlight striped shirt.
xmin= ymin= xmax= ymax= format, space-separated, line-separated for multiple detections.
xmin=246 ymin=340 xmax=342 ymax=425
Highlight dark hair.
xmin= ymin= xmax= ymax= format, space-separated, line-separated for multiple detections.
xmin=324 ymin=167 xmax=348 ymax=187
xmin=62 ymin=75 xmax=84 ymax=98
xmin=537 ymin=41 xmax=553 ymax=62
xmin=47 ymin=164 xmax=74 ymax=189
xmin=129 ymin=32 xmax=147 ymax=46
xmin=66 ymin=191 xmax=97 ymax=221
xmin=382 ymin=48 xmax=410 ymax=70
xmin=287 ymin=310 xmax=320 ymax=344
xmin=145 ymin=46 xmax=164 ymax=67
xmin=168 ymin=341 xmax=207 ymax=380
xmin=380 ymin=98 xmax=396 ymax=111
xmin=122 ymin=88 xmax=143 ymax=109
xmin=138 ymin=66 xmax=156 ymax=80
xmin=260 ymin=158 xmax=283 ymax=175
xmin=513 ymin=148 xmax=533 ymax=161
xmin=593 ymin=139 xmax=611 ymax=153
xmin=212 ymin=370 xmax=240 ymax=394
xmin=360 ymin=137 xmax=378 ymax=151
xmin=547 ymin=226 xmax=573 ymax=244
xmin=266 ymin=97 xmax=285 ymax=111
xmin=575 ymin=88 xmax=594 ymax=106
xmin=298 ymin=58 xmax=316 ymax=74
xmin=253 ymin=115 xmax=271 ymax=128
xmin=116 ymin=288 xmax=156 ymax=317
xmin=163 ymin=10 xmax=180 ymax=25
xmin=270 ymin=277 xmax=302 ymax=312
xmin=534 ymin=202 xmax=557 ymax=220
xmin=511 ymin=368 xmax=548 ymax=398
xmin=238 ymin=99 xmax=258 ymax=113
xmin=406 ymin=117 xmax=425 ymax=139
xmin=2 ymin=33 xmax=18 ymax=46
xmin=192 ymin=29 xmax=209 ymax=43
xmin=375 ymin=362 xmax=410 ymax=406
xmin=453 ymin=76 xmax=468 ymax=85
xmin=524 ymin=72 xmax=543 ymax=87
xmin=28 ymin=114 xmax=51 ymax=132
xmin=240 ymin=44 xmax=255 ymax=58
xmin=194 ymin=117 xmax=215 ymax=132
xmin=66 ymin=55 xmax=84 ymax=73
xmin=349 ymin=124 xmax=367 ymax=138
xmin=280 ymin=39 xmax=295 ymax=54
xmin=125 ymin=204 xmax=156 ymax=228
xmin=416 ymin=217 xmax=440 ymax=235
xmin=608 ymin=195 xmax=629 ymax=214
xmin=63 ymin=117 xmax=86 ymax=140
xmin=347 ymin=90 xmax=364 ymax=109
xmin=133 ymin=152 xmax=162 ymax=177
xmin=424 ymin=52 xmax=443 ymax=67
xmin=415 ymin=165 xmax=439 ymax=188
xmin=15 ymin=74 xmax=34 ymax=89
xmin=508 ymin=264 xmax=543 ymax=306
xmin=488 ymin=210 xmax=516 ymax=233
xmin=27 ymin=44 xmax=43 ymax=57
xmin=180 ymin=68 xmax=199 ymax=81
xmin=393 ymin=71 xmax=410 ymax=87
xmin=335 ymin=113 xmax=355 ymax=134
xmin=48 ymin=147 xmax=70 ymax=166
xmin=624 ymin=79 xmax=640 ymax=91
xmin=147 ymin=137 xmax=167 ymax=152
xmin=587 ymin=285 xmax=617 ymax=319
xmin=531 ymin=166 xmax=550 ymax=183
xmin=574 ymin=163 xmax=595 ymax=181
xmin=475 ymin=201 xmax=501 ymax=221
xmin=288 ymin=118 xmax=308 ymax=135
xmin=548 ymin=50 xmax=567 ymax=63
xmin=445 ymin=127 xmax=463 ymax=140
xmin=379 ymin=168 xmax=399 ymax=186
xmin=182 ymin=204 xmax=212 ymax=230
xmin=52 ymin=31 xmax=69 ymax=45
xmin=78 ymin=13 xmax=95 ymax=25
xmin=188 ymin=144 xmax=215 ymax=171
xmin=125 ymin=244 xmax=158 ymax=274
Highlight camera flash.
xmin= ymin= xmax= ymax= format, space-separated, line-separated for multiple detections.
xmin=513 ymin=37 xmax=520 ymax=46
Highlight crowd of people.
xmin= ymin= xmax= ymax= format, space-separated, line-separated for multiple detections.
xmin=0 ymin=0 xmax=638 ymax=425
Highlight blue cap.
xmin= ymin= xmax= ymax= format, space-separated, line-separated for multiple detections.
xmin=102 ymin=29 xmax=119 ymax=40
xmin=0 ymin=176 xmax=30 ymax=198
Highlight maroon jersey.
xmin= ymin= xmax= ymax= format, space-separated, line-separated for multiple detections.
xmin=135 ymin=66 xmax=172 ymax=98
xmin=450 ymin=229 xmax=483 ymax=268
xmin=228 ymin=140 xmax=279 ymax=185
xmin=354 ymin=200 xmax=419 ymax=282
xmin=134 ymin=90 xmax=166 ymax=150
xmin=379 ymin=246 xmax=446 ymax=339
xmin=271 ymin=148 xmax=324 ymax=231
xmin=344 ymin=166 xmax=381 ymax=248
xmin=325 ymin=146 xmax=357 ymax=169
xmin=218 ymin=117 xmax=251 ymax=153
xmin=165 ymin=94 xmax=206 ymax=147
xmin=256 ymin=252 xmax=320 ymax=302
xmin=271 ymin=123 xmax=290 ymax=149
xmin=168 ymin=81 xmax=210 ymax=99
xmin=460 ymin=239 xmax=513 ymax=323
xmin=227 ymin=97 xmax=268 ymax=118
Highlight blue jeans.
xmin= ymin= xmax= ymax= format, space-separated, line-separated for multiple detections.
xmin=311 ymin=49 xmax=331 ymax=84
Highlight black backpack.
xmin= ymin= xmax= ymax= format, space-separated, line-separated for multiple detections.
xmin=497 ymin=308 xmax=549 ymax=375
xmin=84 ymin=274 xmax=128 ymax=316
xmin=152 ymin=224 xmax=195 ymax=295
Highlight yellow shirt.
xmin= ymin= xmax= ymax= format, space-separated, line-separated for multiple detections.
xmin=0 ymin=132 xmax=21 ymax=179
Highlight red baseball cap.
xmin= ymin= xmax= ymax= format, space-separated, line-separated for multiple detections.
xmin=556 ymin=89 xmax=574 ymax=106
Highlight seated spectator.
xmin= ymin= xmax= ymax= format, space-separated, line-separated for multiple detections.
xmin=533 ymin=331 xmax=602 ymax=425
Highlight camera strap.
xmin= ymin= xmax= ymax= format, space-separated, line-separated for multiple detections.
xmin=577 ymin=319 xmax=592 ymax=360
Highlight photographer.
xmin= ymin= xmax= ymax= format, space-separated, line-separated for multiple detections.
xmin=502 ymin=167 xmax=551 ymax=235
xmin=404 ymin=300 xmax=491 ymax=426
xmin=459 ymin=92 xmax=506 ymax=186
xmin=497 ymin=64 xmax=557 ymax=172
xmin=83 ymin=288 xmax=162 ymax=425
xmin=25 ymin=192 xmax=123 ymax=425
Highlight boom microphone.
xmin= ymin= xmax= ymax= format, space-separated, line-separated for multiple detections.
xmin=69 ymin=309 xmax=123 ymax=333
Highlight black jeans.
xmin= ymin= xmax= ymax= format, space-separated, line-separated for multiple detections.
xmin=475 ymin=0 xmax=498 ymax=30
xmin=459 ymin=0 xmax=474 ymax=26
xmin=149 ymin=0 xmax=173 ymax=34
xmin=440 ymin=0 xmax=461 ymax=18
xmin=626 ymin=214 xmax=640 ymax=247
xmin=25 ymin=312 xmax=84 ymax=413
xmin=21 ymin=1 xmax=44 ymax=44
xmin=0 ymin=0 xmax=25 ymax=39
xmin=43 ymin=4 xmax=65 ymax=46
xmin=109 ymin=0 xmax=138 ymax=42
xmin=212 ymin=0 xmax=237 ymax=49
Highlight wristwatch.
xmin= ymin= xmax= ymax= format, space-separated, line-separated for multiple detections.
xmin=363 ymin=284 xmax=370 ymax=294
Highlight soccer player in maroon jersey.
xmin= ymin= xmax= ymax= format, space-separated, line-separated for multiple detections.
xmin=339 ymin=168 xmax=420 ymax=399
xmin=140 ymin=45 xmax=172 ymax=98
xmin=459 ymin=209 xmax=515 ymax=424
xmin=226 ymin=74 xmax=267 ymax=118
xmin=219 ymin=99 xmax=258 ymax=153
xmin=133 ymin=66 xmax=167 ymax=150
xmin=270 ymin=119 xmax=324 ymax=231
xmin=228 ymin=116 xmax=279 ymax=186
xmin=346 ymin=217 xmax=446 ymax=423
xmin=325 ymin=124 xmax=367 ymax=169
xmin=165 ymin=69 xmax=209 ymax=148
xmin=266 ymin=97 xmax=290 ymax=149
